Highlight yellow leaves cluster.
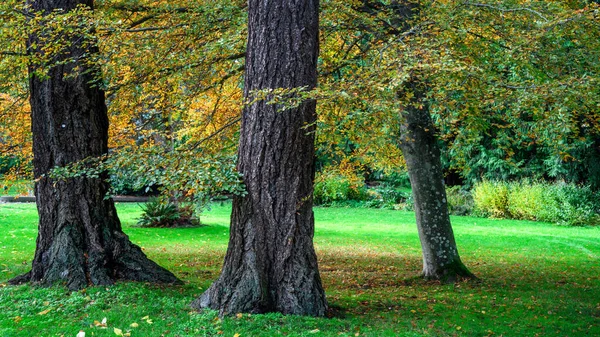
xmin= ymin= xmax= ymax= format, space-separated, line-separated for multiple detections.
xmin=0 ymin=94 xmax=32 ymax=175
xmin=75 ymin=315 xmax=149 ymax=337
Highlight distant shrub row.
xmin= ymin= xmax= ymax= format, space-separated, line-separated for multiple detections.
xmin=313 ymin=170 xmax=599 ymax=226
xmin=472 ymin=180 xmax=599 ymax=226
xmin=313 ymin=171 xmax=414 ymax=210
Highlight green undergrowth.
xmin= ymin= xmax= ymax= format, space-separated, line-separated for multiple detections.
xmin=1 ymin=202 xmax=599 ymax=336
xmin=0 ymin=180 xmax=33 ymax=197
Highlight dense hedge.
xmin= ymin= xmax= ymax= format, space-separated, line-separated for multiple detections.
xmin=313 ymin=171 xmax=599 ymax=226
xmin=473 ymin=180 xmax=599 ymax=226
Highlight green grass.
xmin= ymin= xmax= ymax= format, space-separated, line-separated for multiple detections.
xmin=1 ymin=202 xmax=599 ymax=336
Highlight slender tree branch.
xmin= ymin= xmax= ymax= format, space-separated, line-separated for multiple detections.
xmin=184 ymin=116 xmax=242 ymax=151
xmin=463 ymin=2 xmax=549 ymax=22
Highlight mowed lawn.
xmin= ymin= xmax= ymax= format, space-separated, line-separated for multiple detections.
xmin=1 ymin=202 xmax=599 ymax=337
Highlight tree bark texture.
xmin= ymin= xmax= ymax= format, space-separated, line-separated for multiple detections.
xmin=192 ymin=0 xmax=327 ymax=316
xmin=398 ymin=79 xmax=475 ymax=282
xmin=9 ymin=0 xmax=180 ymax=290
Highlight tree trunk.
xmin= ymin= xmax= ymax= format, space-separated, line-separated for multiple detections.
xmin=9 ymin=0 xmax=180 ymax=290
xmin=192 ymin=0 xmax=327 ymax=316
xmin=398 ymin=79 xmax=475 ymax=283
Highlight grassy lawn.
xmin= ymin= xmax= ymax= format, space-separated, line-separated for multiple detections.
xmin=1 ymin=202 xmax=599 ymax=336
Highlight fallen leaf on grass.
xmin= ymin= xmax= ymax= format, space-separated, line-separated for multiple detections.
xmin=234 ymin=334 xmax=240 ymax=337
xmin=94 ymin=317 xmax=108 ymax=328
xmin=76 ymin=331 xmax=85 ymax=337
xmin=13 ymin=316 xmax=22 ymax=323
xmin=130 ymin=322 xmax=139 ymax=328
xmin=114 ymin=327 xmax=123 ymax=336
xmin=309 ymin=329 xmax=320 ymax=333
xmin=38 ymin=308 xmax=52 ymax=315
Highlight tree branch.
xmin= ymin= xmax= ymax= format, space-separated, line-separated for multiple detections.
xmin=463 ymin=2 xmax=549 ymax=22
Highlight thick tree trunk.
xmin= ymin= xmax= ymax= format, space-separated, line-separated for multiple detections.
xmin=398 ymin=79 xmax=475 ymax=283
xmin=192 ymin=0 xmax=327 ymax=316
xmin=9 ymin=0 xmax=179 ymax=290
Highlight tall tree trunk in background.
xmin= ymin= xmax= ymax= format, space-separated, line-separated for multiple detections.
xmin=9 ymin=0 xmax=179 ymax=290
xmin=398 ymin=78 xmax=475 ymax=282
xmin=192 ymin=0 xmax=327 ymax=316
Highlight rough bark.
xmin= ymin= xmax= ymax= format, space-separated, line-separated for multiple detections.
xmin=192 ymin=0 xmax=327 ymax=316
xmin=9 ymin=0 xmax=180 ymax=290
xmin=398 ymin=79 xmax=475 ymax=283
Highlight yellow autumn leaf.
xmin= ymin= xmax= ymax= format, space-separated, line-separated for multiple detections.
xmin=37 ymin=308 xmax=51 ymax=315
xmin=234 ymin=334 xmax=240 ymax=337
xmin=130 ymin=322 xmax=139 ymax=328
xmin=114 ymin=327 xmax=124 ymax=336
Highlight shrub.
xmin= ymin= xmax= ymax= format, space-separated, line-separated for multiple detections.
xmin=472 ymin=180 xmax=599 ymax=226
xmin=446 ymin=186 xmax=474 ymax=216
xmin=544 ymin=184 xmax=599 ymax=226
xmin=137 ymin=198 xmax=200 ymax=227
xmin=507 ymin=181 xmax=549 ymax=221
xmin=313 ymin=170 xmax=367 ymax=206
xmin=472 ymin=180 xmax=510 ymax=218
xmin=362 ymin=183 xmax=410 ymax=209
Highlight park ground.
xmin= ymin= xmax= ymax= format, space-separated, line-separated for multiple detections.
xmin=1 ymin=202 xmax=599 ymax=336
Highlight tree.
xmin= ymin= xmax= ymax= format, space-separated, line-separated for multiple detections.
xmin=192 ymin=0 xmax=327 ymax=316
xmin=318 ymin=0 xmax=475 ymax=281
xmin=398 ymin=77 xmax=474 ymax=281
xmin=8 ymin=0 xmax=179 ymax=290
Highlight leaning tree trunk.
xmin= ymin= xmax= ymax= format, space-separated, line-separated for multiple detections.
xmin=192 ymin=0 xmax=327 ymax=316
xmin=398 ymin=79 xmax=475 ymax=283
xmin=9 ymin=0 xmax=179 ymax=290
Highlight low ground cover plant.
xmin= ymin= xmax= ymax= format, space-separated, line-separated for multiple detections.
xmin=137 ymin=198 xmax=200 ymax=228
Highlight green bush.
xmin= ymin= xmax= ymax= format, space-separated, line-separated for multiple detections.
xmin=362 ymin=183 xmax=411 ymax=209
xmin=473 ymin=180 xmax=599 ymax=226
xmin=544 ymin=184 xmax=599 ymax=226
xmin=313 ymin=170 xmax=367 ymax=206
xmin=472 ymin=180 xmax=510 ymax=218
xmin=507 ymin=181 xmax=549 ymax=221
xmin=137 ymin=199 xmax=200 ymax=227
xmin=446 ymin=186 xmax=474 ymax=216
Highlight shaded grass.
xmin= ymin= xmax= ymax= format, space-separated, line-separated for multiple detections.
xmin=1 ymin=202 xmax=599 ymax=336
